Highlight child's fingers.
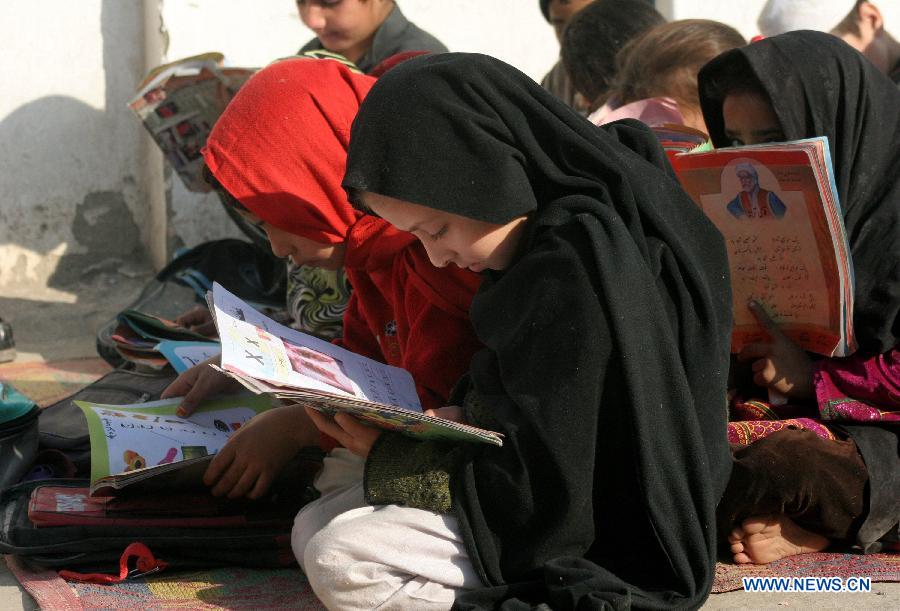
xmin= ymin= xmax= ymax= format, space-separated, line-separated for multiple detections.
xmin=423 ymin=405 xmax=464 ymax=422
xmin=192 ymin=320 xmax=218 ymax=337
xmin=751 ymin=358 xmax=769 ymax=373
xmin=204 ymin=447 xmax=235 ymax=486
xmin=333 ymin=413 xmax=381 ymax=456
xmin=748 ymin=301 xmax=788 ymax=340
xmin=226 ymin=468 xmax=260 ymax=499
xmin=753 ymin=361 xmax=777 ymax=387
xmin=333 ymin=412 xmax=372 ymax=435
xmin=176 ymin=306 xmax=210 ymax=327
xmin=177 ymin=369 xmax=224 ymax=416
xmin=305 ymin=407 xmax=345 ymax=441
xmin=248 ymin=472 xmax=273 ymax=500
xmin=210 ymin=462 xmax=244 ymax=497
xmin=161 ymin=367 xmax=201 ymax=400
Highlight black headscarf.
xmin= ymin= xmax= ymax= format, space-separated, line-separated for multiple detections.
xmin=699 ymin=31 xmax=900 ymax=355
xmin=345 ymin=53 xmax=733 ymax=609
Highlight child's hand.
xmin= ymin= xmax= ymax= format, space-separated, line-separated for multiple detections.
xmin=737 ymin=301 xmax=814 ymax=399
xmin=424 ymin=405 xmax=465 ymax=422
xmin=204 ymin=404 xmax=319 ymax=499
xmin=305 ymin=407 xmax=381 ymax=458
xmin=160 ymin=356 xmax=242 ymax=416
xmin=176 ymin=306 xmax=217 ymax=337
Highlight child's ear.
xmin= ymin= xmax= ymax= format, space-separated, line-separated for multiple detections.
xmin=858 ymin=2 xmax=885 ymax=39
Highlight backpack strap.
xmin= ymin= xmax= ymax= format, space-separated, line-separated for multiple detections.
xmin=58 ymin=542 xmax=168 ymax=584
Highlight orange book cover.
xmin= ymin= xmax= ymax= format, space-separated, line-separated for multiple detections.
xmin=672 ymin=137 xmax=854 ymax=357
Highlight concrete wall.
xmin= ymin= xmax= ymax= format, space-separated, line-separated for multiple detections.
xmin=0 ymin=1 xmax=151 ymax=290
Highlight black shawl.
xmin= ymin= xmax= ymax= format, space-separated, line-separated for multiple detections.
xmin=345 ymin=53 xmax=733 ymax=609
xmin=699 ymin=31 xmax=900 ymax=356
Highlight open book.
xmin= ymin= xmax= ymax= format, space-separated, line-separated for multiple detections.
xmin=111 ymin=310 xmax=220 ymax=371
xmin=128 ymin=53 xmax=256 ymax=192
xmin=77 ymin=394 xmax=273 ymax=497
xmin=671 ymin=137 xmax=854 ymax=356
xmin=209 ymin=283 xmax=503 ymax=446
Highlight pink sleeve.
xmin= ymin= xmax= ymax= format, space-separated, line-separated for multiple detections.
xmin=813 ymin=348 xmax=900 ymax=421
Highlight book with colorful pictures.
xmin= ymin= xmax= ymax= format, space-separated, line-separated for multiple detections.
xmin=156 ymin=340 xmax=221 ymax=373
xmin=77 ymin=394 xmax=273 ymax=497
xmin=671 ymin=136 xmax=854 ymax=357
xmin=127 ymin=53 xmax=256 ymax=192
xmin=117 ymin=310 xmax=213 ymax=343
xmin=208 ymin=282 xmax=503 ymax=447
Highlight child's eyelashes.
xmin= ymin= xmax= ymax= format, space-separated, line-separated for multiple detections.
xmin=430 ymin=225 xmax=448 ymax=240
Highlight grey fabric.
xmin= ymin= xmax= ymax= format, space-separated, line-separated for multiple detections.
xmin=299 ymin=5 xmax=447 ymax=74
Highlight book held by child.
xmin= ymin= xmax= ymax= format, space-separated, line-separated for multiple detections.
xmin=78 ymin=394 xmax=273 ymax=497
xmin=128 ymin=53 xmax=255 ymax=192
xmin=672 ymin=137 xmax=854 ymax=356
xmin=209 ymin=282 xmax=503 ymax=447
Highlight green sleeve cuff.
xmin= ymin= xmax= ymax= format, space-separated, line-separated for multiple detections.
xmin=364 ymin=432 xmax=464 ymax=513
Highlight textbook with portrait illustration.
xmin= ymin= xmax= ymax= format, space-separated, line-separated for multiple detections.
xmin=77 ymin=394 xmax=274 ymax=497
xmin=671 ymin=137 xmax=855 ymax=357
xmin=208 ymin=282 xmax=504 ymax=447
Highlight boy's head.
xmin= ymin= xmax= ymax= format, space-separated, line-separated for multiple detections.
xmin=561 ymin=0 xmax=665 ymax=108
xmin=759 ymin=1 xmax=899 ymax=76
xmin=540 ymin=0 xmax=596 ymax=42
xmin=608 ymin=19 xmax=746 ymax=133
xmin=297 ymin=0 xmax=395 ymax=63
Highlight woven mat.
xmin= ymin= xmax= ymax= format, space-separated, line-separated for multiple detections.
xmin=0 ymin=358 xmax=111 ymax=407
xmin=6 ymin=556 xmax=324 ymax=610
xmin=712 ymin=552 xmax=900 ymax=593
xmin=8 ymin=552 xmax=898 ymax=606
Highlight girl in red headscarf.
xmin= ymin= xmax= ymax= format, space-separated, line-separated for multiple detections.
xmin=161 ymin=57 xmax=482 ymax=503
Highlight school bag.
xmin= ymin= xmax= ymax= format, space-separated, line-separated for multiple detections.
xmin=36 ymin=366 xmax=178 ymax=478
xmin=95 ymin=238 xmax=286 ymax=367
xmin=0 ymin=384 xmax=40 ymax=489
xmin=0 ymin=467 xmax=320 ymax=580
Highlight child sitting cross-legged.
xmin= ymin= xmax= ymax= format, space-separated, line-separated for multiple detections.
xmin=297 ymin=52 xmax=734 ymax=610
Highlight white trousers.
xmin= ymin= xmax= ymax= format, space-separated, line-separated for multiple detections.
xmin=291 ymin=449 xmax=482 ymax=610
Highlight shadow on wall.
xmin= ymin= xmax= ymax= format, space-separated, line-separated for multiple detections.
xmin=0 ymin=0 xmax=150 ymax=291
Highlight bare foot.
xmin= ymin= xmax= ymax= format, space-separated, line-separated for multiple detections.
xmin=728 ymin=514 xmax=829 ymax=564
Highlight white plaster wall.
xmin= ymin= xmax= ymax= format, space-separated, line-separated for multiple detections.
xmin=0 ymin=0 xmax=149 ymax=289
xmin=657 ymin=0 xmax=767 ymax=39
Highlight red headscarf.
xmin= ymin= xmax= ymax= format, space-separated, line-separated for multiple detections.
xmin=203 ymin=58 xmax=373 ymax=244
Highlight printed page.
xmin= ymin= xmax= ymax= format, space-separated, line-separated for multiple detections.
xmin=213 ymin=283 xmax=421 ymax=410
xmin=78 ymin=394 xmax=272 ymax=485
xmin=128 ymin=58 xmax=254 ymax=192
xmin=673 ymin=139 xmax=851 ymax=356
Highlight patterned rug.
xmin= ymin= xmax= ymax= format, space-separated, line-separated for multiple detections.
xmin=712 ymin=552 xmax=900 ymax=593
xmin=0 ymin=358 xmax=111 ymax=407
xmin=6 ymin=556 xmax=325 ymax=610
xmin=8 ymin=552 xmax=899 ymax=607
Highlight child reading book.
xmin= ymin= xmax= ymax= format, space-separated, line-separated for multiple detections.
xmin=161 ymin=57 xmax=483 ymax=500
xmin=588 ymin=19 xmax=746 ymax=135
xmin=698 ymin=31 xmax=900 ymax=562
xmin=297 ymin=52 xmax=733 ymax=609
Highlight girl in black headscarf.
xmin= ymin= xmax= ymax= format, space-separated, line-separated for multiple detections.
xmin=698 ymin=31 xmax=900 ymax=563
xmin=300 ymin=52 xmax=733 ymax=609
